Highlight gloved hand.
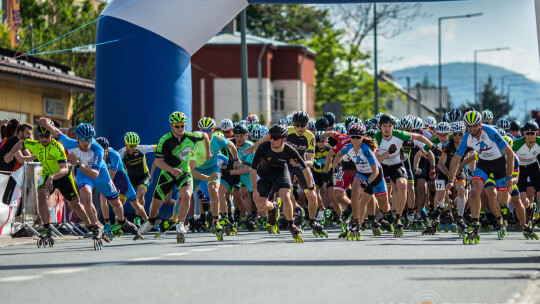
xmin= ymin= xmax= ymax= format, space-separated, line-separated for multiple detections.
xmin=388 ymin=144 xmax=398 ymax=154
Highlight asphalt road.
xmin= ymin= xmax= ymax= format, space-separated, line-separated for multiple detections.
xmin=0 ymin=227 xmax=539 ymax=304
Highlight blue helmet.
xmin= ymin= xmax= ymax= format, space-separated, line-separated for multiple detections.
xmin=75 ymin=123 xmax=95 ymax=138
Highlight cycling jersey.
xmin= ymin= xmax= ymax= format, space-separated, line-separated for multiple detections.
xmin=286 ymin=126 xmax=315 ymax=159
xmin=456 ymin=125 xmax=508 ymax=160
xmin=512 ymin=137 xmax=540 ymax=166
xmin=251 ymin=141 xmax=306 ymax=175
xmin=196 ymin=133 xmax=229 ymax=171
xmin=441 ymin=137 xmax=472 ymax=174
xmin=58 ymin=134 xmax=106 ymax=171
xmin=23 ymin=139 xmax=67 ymax=176
xmin=339 ymin=143 xmax=378 ymax=174
xmin=117 ymin=145 xmax=156 ymax=177
xmin=156 ymin=131 xmax=204 ymax=173
xmin=373 ymin=130 xmax=413 ymax=165
xmin=105 ymin=148 xmax=125 ymax=173
xmin=314 ymin=145 xmax=331 ymax=173
xmin=332 ymin=136 xmax=356 ymax=174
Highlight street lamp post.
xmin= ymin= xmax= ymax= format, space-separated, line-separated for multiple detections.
xmin=439 ymin=13 xmax=482 ymax=118
xmin=474 ymin=47 xmax=510 ymax=110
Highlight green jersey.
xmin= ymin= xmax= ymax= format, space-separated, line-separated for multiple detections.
xmin=156 ymin=131 xmax=204 ymax=174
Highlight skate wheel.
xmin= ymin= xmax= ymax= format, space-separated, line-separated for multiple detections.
xmin=49 ymin=238 xmax=54 ymax=247
xmin=346 ymin=231 xmax=352 ymax=241
xmin=37 ymin=239 xmax=42 ymax=248
xmin=474 ymin=236 xmax=480 ymax=244
xmin=463 ymin=235 xmax=468 ymax=245
xmin=323 ymin=231 xmax=328 ymax=238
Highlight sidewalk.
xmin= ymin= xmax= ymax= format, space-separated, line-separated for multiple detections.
xmin=0 ymin=235 xmax=83 ymax=248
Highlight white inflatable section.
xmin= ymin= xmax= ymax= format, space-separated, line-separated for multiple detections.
xmin=101 ymin=0 xmax=249 ymax=55
xmin=536 ymin=0 xmax=540 ymax=65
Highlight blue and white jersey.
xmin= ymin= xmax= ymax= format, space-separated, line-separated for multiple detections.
xmin=456 ymin=125 xmax=508 ymax=161
xmin=58 ymin=134 xmax=107 ymax=172
xmin=217 ymin=153 xmax=228 ymax=168
xmin=339 ymin=143 xmax=378 ymax=174
xmin=105 ymin=148 xmax=127 ymax=174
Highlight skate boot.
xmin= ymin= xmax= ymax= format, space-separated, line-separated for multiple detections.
xmin=463 ymin=223 xmax=481 ymax=245
xmin=37 ymin=228 xmax=54 ymax=248
xmin=521 ymin=225 xmax=539 ymax=240
xmin=103 ymin=223 xmax=112 ymax=240
xmin=526 ymin=207 xmax=534 ymax=226
xmin=346 ymin=220 xmax=361 ymax=241
xmin=121 ymin=220 xmax=144 ymax=241
xmin=293 ymin=208 xmax=304 ymax=232
xmin=360 ymin=219 xmax=370 ymax=231
xmin=440 ymin=211 xmax=455 ymax=232
xmin=289 ymin=224 xmax=304 ymax=243
xmin=155 ymin=219 xmax=176 ymax=239
xmin=110 ymin=222 xmax=123 ymax=239
xmin=338 ymin=220 xmax=349 ymax=238
xmin=369 ymin=216 xmax=382 ymax=236
xmin=133 ymin=216 xmax=142 ymax=228
xmin=176 ymin=222 xmax=187 ymax=243
xmin=188 ymin=218 xmax=198 ymax=233
xmin=379 ymin=218 xmax=393 ymax=233
xmin=422 ymin=219 xmax=438 ymax=235
xmin=456 ymin=216 xmax=468 ymax=238
xmin=138 ymin=219 xmax=156 ymax=235
xmin=495 ymin=219 xmax=506 ymax=240
xmin=265 ymin=216 xmax=279 ymax=235
xmin=92 ymin=229 xmax=105 ymax=250
xmin=268 ymin=202 xmax=280 ymax=226
xmin=309 ymin=220 xmax=328 ymax=238
xmin=407 ymin=213 xmax=417 ymax=231
xmin=213 ymin=221 xmax=224 ymax=241
xmin=221 ymin=217 xmax=238 ymax=235
xmin=393 ymin=218 xmax=404 ymax=237
xmin=244 ymin=215 xmax=258 ymax=232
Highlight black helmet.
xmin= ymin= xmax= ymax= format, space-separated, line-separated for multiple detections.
xmin=344 ymin=115 xmax=360 ymax=130
xmin=463 ymin=106 xmax=476 ymax=115
xmin=323 ymin=112 xmax=335 ymax=126
xmin=292 ymin=111 xmax=310 ymax=124
xmin=522 ymin=120 xmax=539 ymax=132
xmin=268 ymin=124 xmax=288 ymax=138
xmin=233 ymin=124 xmax=248 ymax=134
xmin=307 ymin=121 xmax=316 ymax=131
xmin=95 ymin=137 xmax=109 ymax=150
xmin=378 ymin=113 xmax=395 ymax=125
xmin=448 ymin=108 xmax=462 ymax=122
xmin=315 ymin=131 xmax=326 ymax=142
xmin=366 ymin=128 xmax=377 ymax=138
xmin=315 ymin=117 xmax=329 ymax=131
xmin=510 ymin=120 xmax=521 ymax=131
xmin=348 ymin=123 xmax=366 ymax=136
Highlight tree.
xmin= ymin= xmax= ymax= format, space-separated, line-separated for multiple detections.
xmin=420 ymin=74 xmax=436 ymax=88
xmin=461 ymin=76 xmax=512 ymax=120
xmin=0 ymin=0 xmax=105 ymax=125
xmin=246 ymin=4 xmax=332 ymax=42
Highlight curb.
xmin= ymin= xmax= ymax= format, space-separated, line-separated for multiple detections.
xmin=0 ymin=235 xmax=84 ymax=248
xmin=513 ymin=278 xmax=540 ymax=304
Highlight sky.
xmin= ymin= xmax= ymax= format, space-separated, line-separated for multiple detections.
xmin=361 ymin=0 xmax=540 ymax=82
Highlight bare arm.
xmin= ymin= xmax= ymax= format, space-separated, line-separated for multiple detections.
xmin=189 ymin=160 xmax=217 ymax=181
xmin=437 ymin=154 xmax=450 ymax=177
xmin=245 ymin=134 xmax=270 ymax=154
xmin=154 ymin=158 xmax=176 ymax=175
xmin=304 ymin=152 xmax=314 ymax=168
xmin=367 ymin=164 xmax=379 ymax=183
xmin=321 ymin=131 xmax=337 ymax=139
xmin=324 ymin=149 xmax=336 ymax=173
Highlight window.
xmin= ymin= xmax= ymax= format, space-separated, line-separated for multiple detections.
xmin=273 ymin=89 xmax=284 ymax=111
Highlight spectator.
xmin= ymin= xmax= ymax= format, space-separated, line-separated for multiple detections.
xmin=0 ymin=123 xmax=33 ymax=172
xmin=0 ymin=118 xmax=20 ymax=149
xmin=67 ymin=127 xmax=76 ymax=140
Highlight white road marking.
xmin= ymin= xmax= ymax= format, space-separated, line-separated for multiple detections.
xmin=163 ymin=252 xmax=190 ymax=257
xmin=0 ymin=275 xmax=41 ymax=282
xmin=128 ymin=257 xmax=163 ymax=262
xmin=189 ymin=248 xmax=217 ymax=252
xmin=42 ymin=268 xmax=89 ymax=275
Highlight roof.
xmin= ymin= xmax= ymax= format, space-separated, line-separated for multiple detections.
xmin=379 ymin=73 xmax=439 ymax=115
xmin=0 ymin=48 xmax=94 ymax=93
xmin=206 ymin=31 xmax=317 ymax=56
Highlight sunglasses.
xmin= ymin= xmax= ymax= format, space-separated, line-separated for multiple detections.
xmin=350 ymin=135 xmax=363 ymax=140
xmin=524 ymin=131 xmax=536 ymax=136
xmin=453 ymin=133 xmax=464 ymax=136
xmin=270 ymin=134 xmax=283 ymax=141
xmin=38 ymin=133 xmax=50 ymax=138
xmin=200 ymin=128 xmax=213 ymax=133
xmin=79 ymin=137 xmax=92 ymax=142
xmin=172 ymin=124 xmax=185 ymax=129
xmin=293 ymin=123 xmax=306 ymax=128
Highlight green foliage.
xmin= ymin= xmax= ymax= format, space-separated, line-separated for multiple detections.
xmin=420 ymin=74 xmax=436 ymax=88
xmin=0 ymin=0 xmax=105 ymax=125
xmin=259 ymin=112 xmax=266 ymax=126
xmin=231 ymin=112 xmax=240 ymax=123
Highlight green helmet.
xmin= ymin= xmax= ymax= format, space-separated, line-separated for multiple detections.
xmin=124 ymin=132 xmax=140 ymax=145
xmin=463 ymin=111 xmax=482 ymax=126
xmin=198 ymin=117 xmax=216 ymax=129
xmin=169 ymin=111 xmax=187 ymax=124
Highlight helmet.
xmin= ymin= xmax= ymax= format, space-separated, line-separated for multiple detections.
xmin=448 ymin=109 xmax=462 ymax=123
xmin=315 ymin=131 xmax=326 ymax=142
xmin=323 ymin=112 xmax=335 ymax=126
xmin=75 ymin=123 xmax=95 ymax=138
xmin=344 ymin=116 xmax=360 ymax=130
xmin=503 ymin=136 xmax=513 ymax=147
xmin=169 ymin=111 xmax=187 ymax=124
xmin=307 ymin=121 xmax=316 ymax=131
xmin=198 ymin=117 xmax=216 ymax=129
xmin=463 ymin=106 xmax=476 ymax=115
xmin=451 ymin=121 xmax=466 ymax=133
xmin=246 ymin=113 xmax=259 ymax=125
xmin=435 ymin=122 xmax=452 ymax=134
xmin=348 ymin=123 xmax=366 ymax=136
xmin=334 ymin=123 xmax=346 ymax=134
xmin=400 ymin=117 xmax=413 ymax=130
xmin=496 ymin=127 xmax=506 ymax=137
xmin=37 ymin=119 xmax=53 ymax=134
xmin=510 ymin=120 xmax=521 ymax=131
xmin=378 ymin=113 xmax=395 ymax=125
xmin=315 ymin=117 xmax=329 ymax=131
xmin=364 ymin=118 xmax=378 ymax=130
xmin=442 ymin=113 xmax=450 ymax=123
xmin=394 ymin=118 xmax=401 ymax=129
xmin=95 ymin=137 xmax=109 ymax=150
xmin=220 ymin=118 xmax=234 ymax=131
xmin=124 ymin=132 xmax=140 ymax=145
xmin=481 ymin=110 xmax=493 ymax=123
xmin=233 ymin=124 xmax=248 ymax=135
xmin=292 ymin=111 xmax=310 ymax=124
xmin=366 ymin=128 xmax=377 ymax=138
xmin=238 ymin=120 xmax=247 ymax=126
xmin=424 ymin=116 xmax=437 ymax=126
xmin=496 ymin=118 xmax=510 ymax=131
xmin=463 ymin=111 xmax=482 ymax=126
xmin=411 ymin=117 xmax=423 ymax=130
xmin=522 ymin=120 xmax=539 ymax=132
xmin=250 ymin=125 xmax=268 ymax=141
xmin=279 ymin=118 xmax=292 ymax=127
xmin=268 ymin=124 xmax=288 ymax=139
